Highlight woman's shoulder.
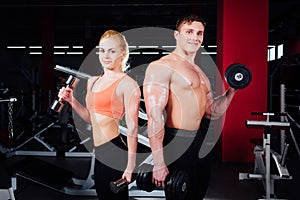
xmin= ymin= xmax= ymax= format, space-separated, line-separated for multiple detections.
xmin=87 ymin=76 xmax=98 ymax=82
xmin=118 ymin=74 xmax=140 ymax=94
xmin=86 ymin=76 xmax=99 ymax=87
xmin=120 ymin=74 xmax=138 ymax=86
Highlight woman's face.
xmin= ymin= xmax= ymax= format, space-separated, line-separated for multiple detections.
xmin=98 ymin=37 xmax=124 ymax=71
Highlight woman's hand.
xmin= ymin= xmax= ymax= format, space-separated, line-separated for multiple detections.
xmin=122 ymin=165 xmax=135 ymax=183
xmin=58 ymin=86 xmax=73 ymax=103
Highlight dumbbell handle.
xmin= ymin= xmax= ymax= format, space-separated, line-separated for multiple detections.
xmin=110 ymin=172 xmax=138 ymax=194
xmin=57 ymin=84 xmax=72 ymax=102
xmin=110 ymin=178 xmax=128 ymax=194
xmin=51 ymin=75 xmax=79 ymax=112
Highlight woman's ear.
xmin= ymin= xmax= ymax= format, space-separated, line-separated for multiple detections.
xmin=120 ymin=50 xmax=126 ymax=60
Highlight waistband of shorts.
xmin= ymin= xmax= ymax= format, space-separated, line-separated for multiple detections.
xmin=165 ymin=126 xmax=200 ymax=138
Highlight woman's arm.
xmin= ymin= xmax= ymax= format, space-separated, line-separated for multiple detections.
xmin=58 ymin=78 xmax=93 ymax=124
xmin=122 ymin=77 xmax=141 ymax=182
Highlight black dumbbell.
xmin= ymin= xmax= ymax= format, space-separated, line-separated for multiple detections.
xmin=51 ymin=75 xmax=79 ymax=112
xmin=110 ymin=163 xmax=190 ymax=199
xmin=110 ymin=164 xmax=154 ymax=194
xmin=110 ymin=169 xmax=140 ymax=194
xmin=110 ymin=178 xmax=129 ymax=194
xmin=136 ymin=163 xmax=190 ymax=200
xmin=225 ymin=63 xmax=252 ymax=89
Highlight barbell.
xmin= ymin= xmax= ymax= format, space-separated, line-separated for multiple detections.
xmin=225 ymin=63 xmax=252 ymax=89
xmin=110 ymin=163 xmax=190 ymax=200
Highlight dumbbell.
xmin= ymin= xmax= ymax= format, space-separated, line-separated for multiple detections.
xmin=110 ymin=163 xmax=190 ymax=200
xmin=109 ymin=164 xmax=154 ymax=193
xmin=51 ymin=75 xmax=79 ymax=112
xmin=225 ymin=63 xmax=252 ymax=89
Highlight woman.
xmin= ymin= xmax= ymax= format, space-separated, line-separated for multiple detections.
xmin=58 ymin=30 xmax=140 ymax=199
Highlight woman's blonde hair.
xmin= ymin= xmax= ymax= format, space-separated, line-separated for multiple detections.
xmin=99 ymin=30 xmax=130 ymax=72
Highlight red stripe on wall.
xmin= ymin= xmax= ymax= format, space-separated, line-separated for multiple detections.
xmin=217 ymin=0 xmax=269 ymax=162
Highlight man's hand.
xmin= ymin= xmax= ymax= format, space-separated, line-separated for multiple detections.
xmin=152 ymin=164 xmax=169 ymax=188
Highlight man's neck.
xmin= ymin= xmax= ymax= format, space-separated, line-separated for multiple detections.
xmin=172 ymin=49 xmax=196 ymax=64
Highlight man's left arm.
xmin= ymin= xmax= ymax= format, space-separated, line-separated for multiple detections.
xmin=205 ymin=88 xmax=236 ymax=120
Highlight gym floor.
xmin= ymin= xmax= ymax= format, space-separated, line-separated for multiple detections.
xmin=1 ymin=125 xmax=300 ymax=200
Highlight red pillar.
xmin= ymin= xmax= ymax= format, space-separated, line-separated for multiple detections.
xmin=216 ymin=0 xmax=269 ymax=162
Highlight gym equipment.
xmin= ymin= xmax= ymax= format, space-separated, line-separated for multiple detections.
xmin=239 ymin=112 xmax=292 ymax=199
xmin=0 ymin=98 xmax=17 ymax=199
xmin=0 ymin=98 xmax=17 ymax=139
xmin=110 ymin=178 xmax=130 ymax=194
xmin=51 ymin=75 xmax=79 ymax=112
xmin=4 ymin=121 xmax=93 ymax=158
xmin=225 ymin=63 xmax=252 ymax=89
xmin=279 ymin=84 xmax=300 ymax=157
xmin=54 ymin=65 xmax=92 ymax=79
xmin=0 ymin=188 xmax=15 ymax=200
xmin=110 ymin=163 xmax=190 ymax=200
xmin=14 ymin=151 xmax=96 ymax=196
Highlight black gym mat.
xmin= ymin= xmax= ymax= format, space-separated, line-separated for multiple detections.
xmin=15 ymin=157 xmax=74 ymax=190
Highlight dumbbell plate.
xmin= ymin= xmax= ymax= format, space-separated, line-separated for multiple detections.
xmin=136 ymin=163 xmax=155 ymax=192
xmin=225 ymin=63 xmax=252 ymax=89
xmin=166 ymin=170 xmax=190 ymax=200
xmin=175 ymin=171 xmax=189 ymax=199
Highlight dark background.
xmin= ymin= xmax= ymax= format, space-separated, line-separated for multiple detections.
xmin=0 ymin=0 xmax=299 ymax=129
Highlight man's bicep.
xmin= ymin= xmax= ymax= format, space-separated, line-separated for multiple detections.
xmin=143 ymin=64 xmax=170 ymax=115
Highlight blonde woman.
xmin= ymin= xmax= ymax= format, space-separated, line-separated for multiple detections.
xmin=58 ymin=30 xmax=140 ymax=199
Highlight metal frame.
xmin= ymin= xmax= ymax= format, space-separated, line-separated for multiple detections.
xmin=239 ymin=113 xmax=292 ymax=199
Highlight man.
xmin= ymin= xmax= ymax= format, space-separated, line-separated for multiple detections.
xmin=143 ymin=14 xmax=236 ymax=199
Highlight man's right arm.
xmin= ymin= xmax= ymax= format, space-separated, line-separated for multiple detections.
xmin=143 ymin=62 xmax=171 ymax=187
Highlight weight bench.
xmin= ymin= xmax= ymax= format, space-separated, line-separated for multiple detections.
xmin=239 ymin=112 xmax=292 ymax=199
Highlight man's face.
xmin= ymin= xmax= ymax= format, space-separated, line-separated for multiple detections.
xmin=174 ymin=21 xmax=204 ymax=54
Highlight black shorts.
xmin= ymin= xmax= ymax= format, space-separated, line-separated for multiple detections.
xmin=163 ymin=127 xmax=212 ymax=200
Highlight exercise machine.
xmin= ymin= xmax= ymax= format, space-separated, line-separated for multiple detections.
xmin=279 ymin=84 xmax=300 ymax=158
xmin=239 ymin=112 xmax=292 ymax=199
xmin=0 ymin=188 xmax=15 ymax=200
xmin=0 ymin=97 xmax=17 ymax=200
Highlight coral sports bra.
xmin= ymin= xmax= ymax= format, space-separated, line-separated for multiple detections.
xmin=86 ymin=76 xmax=125 ymax=120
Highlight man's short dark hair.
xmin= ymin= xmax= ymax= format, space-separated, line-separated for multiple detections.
xmin=176 ymin=14 xmax=206 ymax=31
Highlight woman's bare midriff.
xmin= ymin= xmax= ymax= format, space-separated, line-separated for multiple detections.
xmin=89 ymin=112 xmax=121 ymax=146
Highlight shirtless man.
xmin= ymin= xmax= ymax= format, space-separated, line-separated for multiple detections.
xmin=143 ymin=14 xmax=236 ymax=199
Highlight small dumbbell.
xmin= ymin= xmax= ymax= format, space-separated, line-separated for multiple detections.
xmin=225 ymin=63 xmax=252 ymax=89
xmin=51 ymin=75 xmax=79 ymax=112
xmin=110 ymin=178 xmax=129 ymax=194
xmin=109 ymin=164 xmax=154 ymax=194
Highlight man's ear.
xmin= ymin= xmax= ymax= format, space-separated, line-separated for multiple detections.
xmin=174 ymin=30 xmax=179 ymax=40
